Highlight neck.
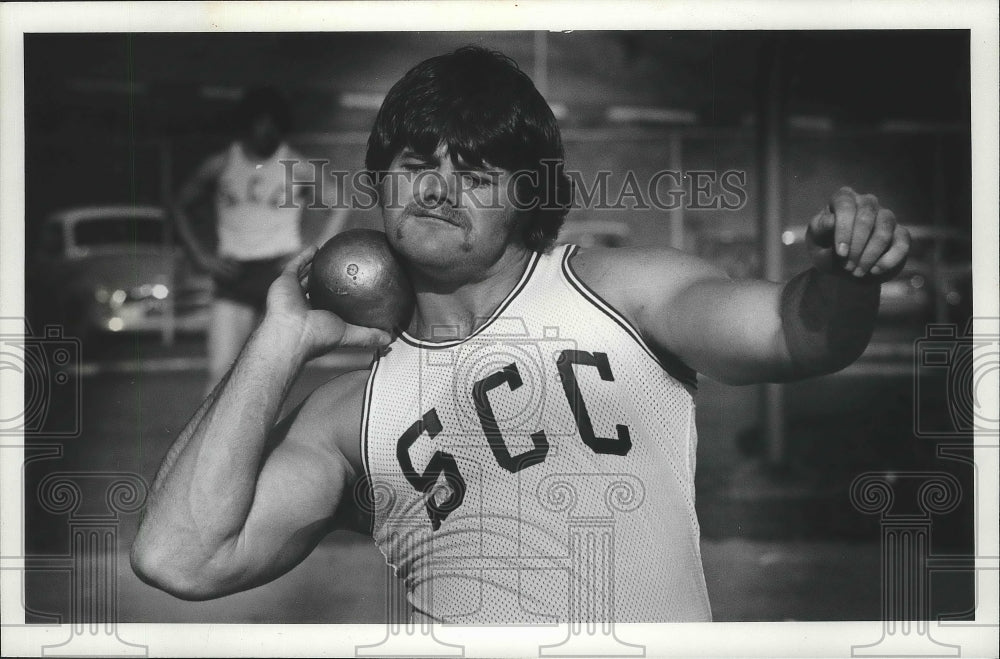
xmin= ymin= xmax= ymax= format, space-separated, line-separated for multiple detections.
xmin=406 ymin=246 xmax=533 ymax=341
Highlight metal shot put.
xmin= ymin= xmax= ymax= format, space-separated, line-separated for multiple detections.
xmin=308 ymin=229 xmax=415 ymax=334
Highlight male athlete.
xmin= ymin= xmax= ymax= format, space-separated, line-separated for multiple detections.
xmin=173 ymin=87 xmax=348 ymax=391
xmin=133 ymin=48 xmax=910 ymax=622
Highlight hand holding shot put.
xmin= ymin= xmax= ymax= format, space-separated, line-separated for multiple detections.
xmin=267 ymin=243 xmax=396 ymax=360
xmin=133 ymin=47 xmax=910 ymax=621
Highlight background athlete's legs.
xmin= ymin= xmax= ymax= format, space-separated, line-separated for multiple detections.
xmin=206 ymin=297 xmax=258 ymax=395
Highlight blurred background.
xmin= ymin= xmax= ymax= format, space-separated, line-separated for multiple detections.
xmin=22 ymin=30 xmax=974 ymax=623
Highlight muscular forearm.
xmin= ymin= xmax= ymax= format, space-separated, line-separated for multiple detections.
xmin=134 ymin=317 xmax=309 ymax=585
xmin=777 ymin=267 xmax=881 ymax=380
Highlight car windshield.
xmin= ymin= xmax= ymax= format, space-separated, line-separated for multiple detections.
xmin=73 ymin=217 xmax=166 ymax=248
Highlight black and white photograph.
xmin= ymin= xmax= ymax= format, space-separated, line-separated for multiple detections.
xmin=1 ymin=2 xmax=997 ymax=657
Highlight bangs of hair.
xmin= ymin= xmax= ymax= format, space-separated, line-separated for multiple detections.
xmin=366 ymin=46 xmax=561 ymax=175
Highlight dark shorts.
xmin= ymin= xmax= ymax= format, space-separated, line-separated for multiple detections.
xmin=213 ymin=255 xmax=291 ymax=312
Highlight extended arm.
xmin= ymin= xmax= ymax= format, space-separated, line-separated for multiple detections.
xmin=131 ymin=249 xmax=390 ymax=600
xmin=577 ymin=188 xmax=910 ymax=385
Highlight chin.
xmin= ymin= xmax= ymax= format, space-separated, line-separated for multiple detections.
xmin=401 ymin=238 xmax=460 ymax=268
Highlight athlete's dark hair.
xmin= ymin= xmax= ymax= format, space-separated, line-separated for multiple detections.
xmin=365 ymin=46 xmax=573 ymax=252
xmin=236 ymin=86 xmax=292 ymax=134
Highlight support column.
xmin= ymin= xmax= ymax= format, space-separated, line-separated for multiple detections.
xmin=37 ymin=472 xmax=148 ymax=656
xmin=756 ymin=37 xmax=788 ymax=466
xmin=850 ymin=472 xmax=962 ymax=656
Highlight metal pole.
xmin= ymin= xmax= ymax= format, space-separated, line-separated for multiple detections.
xmin=160 ymin=139 xmax=176 ymax=347
xmin=931 ymin=135 xmax=948 ymax=324
xmin=757 ymin=38 xmax=787 ymax=466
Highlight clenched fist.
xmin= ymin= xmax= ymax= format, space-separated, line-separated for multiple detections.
xmin=806 ymin=187 xmax=911 ymax=282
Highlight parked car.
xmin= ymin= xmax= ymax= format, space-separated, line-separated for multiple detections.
xmin=30 ymin=205 xmax=211 ymax=343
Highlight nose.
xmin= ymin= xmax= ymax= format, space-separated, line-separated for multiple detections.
xmin=417 ymin=163 xmax=457 ymax=208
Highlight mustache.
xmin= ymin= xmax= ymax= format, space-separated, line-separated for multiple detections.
xmin=405 ymin=202 xmax=470 ymax=229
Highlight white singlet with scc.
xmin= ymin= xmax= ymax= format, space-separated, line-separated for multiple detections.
xmin=215 ymin=141 xmax=303 ymax=260
xmin=362 ymin=244 xmax=711 ymax=623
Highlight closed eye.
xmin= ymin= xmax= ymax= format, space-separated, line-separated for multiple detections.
xmin=459 ymin=170 xmax=499 ymax=188
xmin=461 ymin=173 xmax=490 ymax=187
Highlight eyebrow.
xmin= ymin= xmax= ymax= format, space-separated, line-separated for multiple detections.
xmin=398 ymin=149 xmax=497 ymax=172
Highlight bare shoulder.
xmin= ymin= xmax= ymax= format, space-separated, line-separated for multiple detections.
xmin=567 ymin=246 xmax=727 ymax=314
xmin=288 ymin=368 xmax=371 ymax=475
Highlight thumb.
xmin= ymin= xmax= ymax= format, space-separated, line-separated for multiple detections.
xmin=807 ymin=207 xmax=836 ymax=249
xmin=339 ymin=323 xmax=393 ymax=348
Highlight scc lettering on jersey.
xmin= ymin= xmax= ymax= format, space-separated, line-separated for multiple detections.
xmin=395 ymin=349 xmax=630 ymax=530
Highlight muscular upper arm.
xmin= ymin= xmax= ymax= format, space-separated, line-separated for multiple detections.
xmin=223 ymin=369 xmax=369 ymax=591
xmin=570 ymin=247 xmax=791 ymax=385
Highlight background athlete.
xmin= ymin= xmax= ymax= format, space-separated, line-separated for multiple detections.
xmin=173 ymin=86 xmax=349 ymax=392
xmin=133 ymin=48 xmax=910 ymax=621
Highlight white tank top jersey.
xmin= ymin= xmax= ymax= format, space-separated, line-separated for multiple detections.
xmin=362 ymin=244 xmax=712 ymax=624
xmin=215 ymin=142 xmax=304 ymax=260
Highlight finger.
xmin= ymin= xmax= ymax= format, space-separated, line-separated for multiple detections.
xmin=853 ymin=208 xmax=896 ymax=276
xmin=339 ymin=323 xmax=393 ymax=348
xmin=870 ymin=225 xmax=911 ymax=277
xmin=282 ymin=245 xmax=317 ymax=279
xmin=807 ymin=207 xmax=836 ymax=249
xmin=845 ymin=193 xmax=879 ymax=271
xmin=830 ymin=187 xmax=857 ymax=258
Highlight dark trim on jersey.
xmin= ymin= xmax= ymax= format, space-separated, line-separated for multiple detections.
xmin=360 ymin=350 xmax=381 ymax=537
xmin=397 ymin=249 xmax=541 ymax=350
xmin=561 ymin=244 xmax=698 ymax=393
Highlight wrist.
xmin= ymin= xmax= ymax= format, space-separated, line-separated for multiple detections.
xmin=255 ymin=314 xmax=313 ymax=365
xmin=780 ymin=267 xmax=880 ymax=376
xmin=814 ymin=263 xmax=882 ymax=287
